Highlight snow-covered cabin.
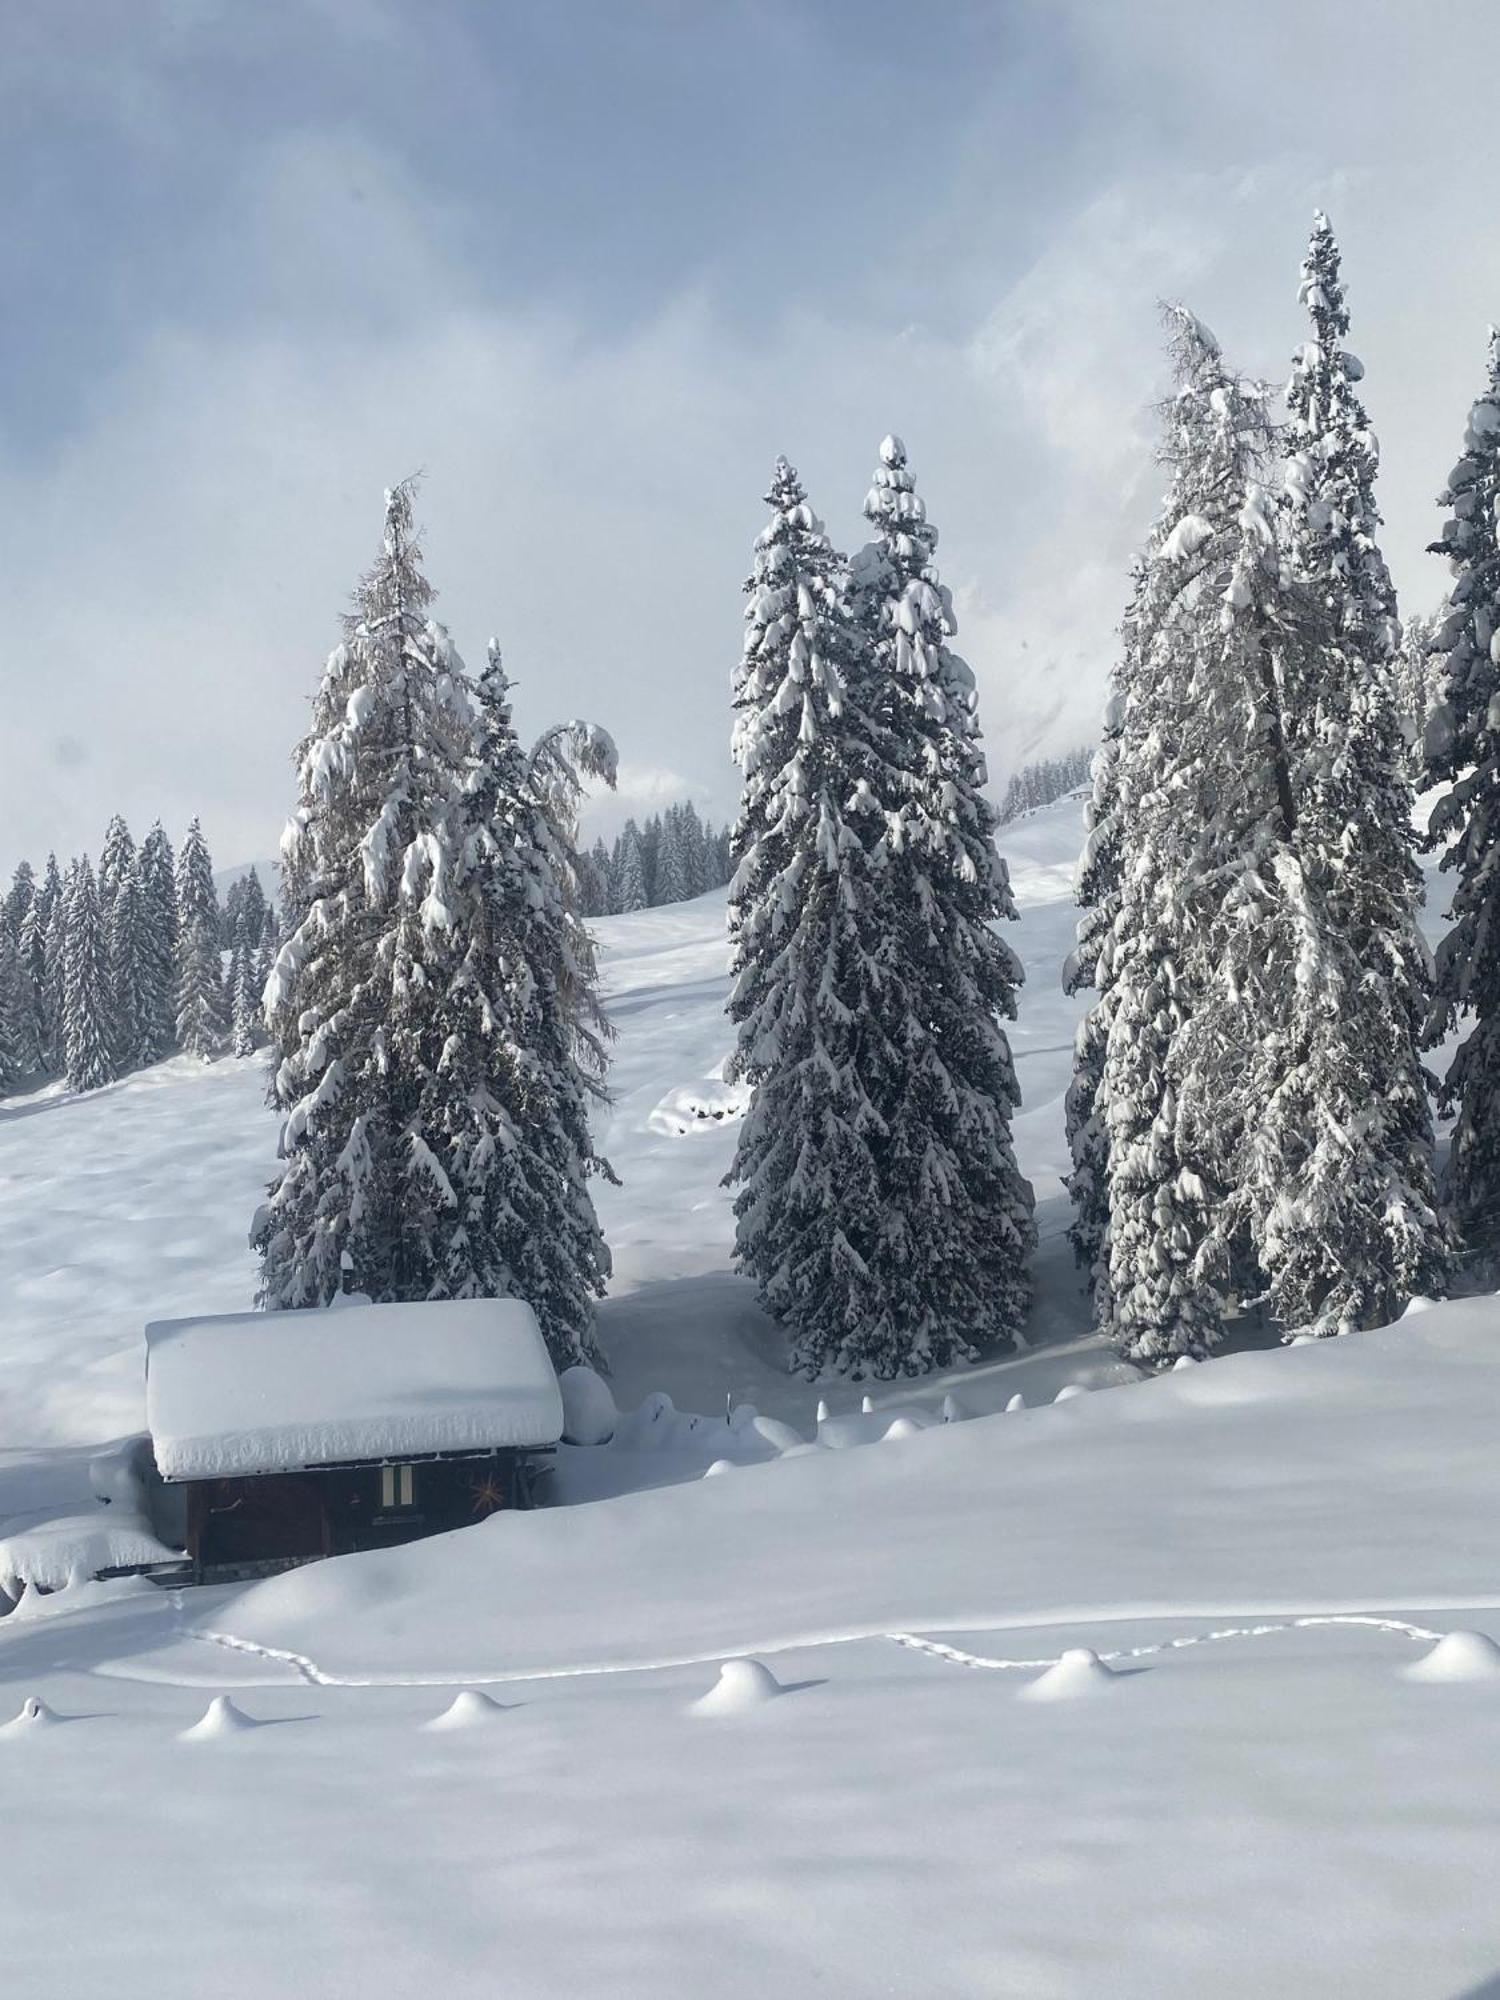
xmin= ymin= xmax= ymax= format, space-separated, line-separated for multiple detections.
xmin=142 ymin=1298 xmax=564 ymax=1582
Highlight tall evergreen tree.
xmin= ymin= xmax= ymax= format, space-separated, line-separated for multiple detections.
xmin=587 ymin=836 xmax=614 ymax=915
xmin=137 ymin=823 xmax=180 ymax=1061
xmin=418 ymin=644 xmax=614 ymax=1362
xmin=846 ymin=435 xmax=1035 ymax=1366
xmin=223 ymin=868 xmax=270 ymax=1058
xmin=175 ymin=818 xmax=224 ymax=1059
xmin=656 ymin=804 xmax=688 ymax=904
xmin=615 ymin=820 xmax=648 ymax=912
xmin=728 ymin=458 xmax=922 ymax=1375
xmin=98 ymin=815 xmax=136 ymax=913
xmin=106 ymin=855 xmax=152 ymax=1071
xmin=0 ymin=932 xmax=24 ymax=1093
xmin=63 ymin=856 xmax=115 ymax=1092
xmin=1426 ymin=330 xmax=1500 ymax=1245
xmin=1093 ymin=312 xmax=1269 ymax=1365
xmin=679 ymin=800 xmax=708 ymax=896
xmin=4 ymin=860 xmax=35 ymax=943
xmin=16 ymin=888 xmax=49 ymax=1076
xmin=40 ymin=860 xmax=69 ymax=1075
xmin=641 ymin=813 xmax=662 ymax=905
xmin=258 ymin=900 xmax=279 ymax=980
xmin=255 ymin=483 xmax=484 ymax=1308
xmin=229 ymin=939 xmax=260 ymax=1058
xmin=239 ymin=869 xmax=269 ymax=956
xmin=1090 ymin=295 xmax=1445 ymax=1362
xmin=1235 ymin=213 xmax=1449 ymax=1331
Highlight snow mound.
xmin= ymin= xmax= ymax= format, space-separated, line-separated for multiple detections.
xmin=702 ymin=1459 xmax=735 ymax=1478
xmin=423 ymin=1690 xmax=506 ymax=1732
xmin=1403 ymin=1630 xmax=1500 ymax=1683
xmin=88 ymin=1435 xmax=151 ymax=1509
xmin=0 ymin=1510 xmax=179 ymax=1594
xmin=647 ymin=1079 xmax=750 ymax=1138
xmin=751 ymin=1414 xmax=807 ymax=1453
xmin=815 ymin=1404 xmax=937 ymax=1450
xmin=1171 ymin=1355 xmax=1198 ymax=1371
xmin=1052 ymin=1383 xmax=1087 ymax=1403
xmin=558 ymin=1365 xmax=617 ymax=1446
xmin=0 ymin=1696 xmax=60 ymax=1734
xmin=1005 ymin=1393 xmax=1026 ymax=1412
xmin=1020 ymin=1648 xmax=1122 ymax=1703
xmin=611 ymin=1390 xmax=678 ymax=1450
xmin=940 ymin=1393 xmax=969 ymax=1423
xmin=179 ymin=1696 xmax=257 ymax=1741
xmin=690 ymin=1657 xmax=784 ymax=1717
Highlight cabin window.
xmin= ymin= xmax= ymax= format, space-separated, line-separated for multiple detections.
xmin=380 ymin=1464 xmax=415 ymax=1509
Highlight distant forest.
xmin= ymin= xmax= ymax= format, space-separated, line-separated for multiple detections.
xmin=578 ymin=802 xmax=733 ymax=915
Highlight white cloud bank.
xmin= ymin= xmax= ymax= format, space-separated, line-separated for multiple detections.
xmin=3 ymin=3 xmax=1499 ymax=874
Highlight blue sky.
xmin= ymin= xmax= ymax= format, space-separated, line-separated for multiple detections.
xmin=3 ymin=0 xmax=1499 ymax=867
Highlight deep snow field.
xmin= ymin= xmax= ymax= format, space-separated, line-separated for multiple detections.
xmin=3 ymin=793 xmax=1500 ymax=1999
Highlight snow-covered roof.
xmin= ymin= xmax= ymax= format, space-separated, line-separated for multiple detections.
xmin=145 ymin=1298 xmax=563 ymax=1481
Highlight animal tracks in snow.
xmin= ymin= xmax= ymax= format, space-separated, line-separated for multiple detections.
xmin=171 ymin=1604 xmax=1493 ymax=1701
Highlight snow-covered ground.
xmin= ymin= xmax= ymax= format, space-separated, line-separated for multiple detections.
xmin=5 ymin=791 xmax=1500 ymax=1997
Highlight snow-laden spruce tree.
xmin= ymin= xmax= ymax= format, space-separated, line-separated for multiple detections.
xmin=679 ymin=800 xmax=709 ymax=897
xmin=4 ymin=860 xmax=35 ymax=944
xmin=106 ymin=854 xmax=152 ymax=1072
xmin=655 ymin=805 xmax=688 ymax=904
xmin=39 ymin=857 xmax=68 ymax=1074
xmin=415 ymin=643 xmax=616 ymax=1362
xmin=3 ymin=861 xmax=41 ymax=1079
xmin=845 ymin=437 xmax=1035 ymax=1367
xmin=726 ymin=457 xmax=928 ymax=1376
xmin=226 ymin=869 xmax=269 ymax=1057
xmin=0 ymin=932 xmax=24 ymax=1093
xmin=256 ymin=483 xmax=477 ymax=1307
xmin=1093 ymin=311 xmax=1272 ymax=1365
xmin=2 ymin=860 xmax=42 ymax=1077
xmin=174 ymin=818 xmax=223 ymax=1059
xmin=1231 ymin=212 xmax=1449 ymax=1332
xmin=137 ymin=824 xmax=179 ymax=1060
xmin=614 ymin=820 xmax=648 ymax=911
xmin=229 ymin=938 xmax=260 ymax=1058
xmin=16 ymin=882 xmax=49 ymax=1076
xmin=98 ymin=815 xmax=135 ymax=912
xmin=586 ymin=836 xmax=614 ymax=915
xmin=63 ymin=856 xmax=116 ymax=1092
xmin=1426 ymin=329 xmax=1500 ymax=1244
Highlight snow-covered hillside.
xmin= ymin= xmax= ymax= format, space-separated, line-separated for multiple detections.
xmin=5 ymin=789 xmax=1500 ymax=1998
xmin=4 ymin=1299 xmax=1500 ymax=1996
xmin=0 ymin=791 xmax=1117 ymax=1448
